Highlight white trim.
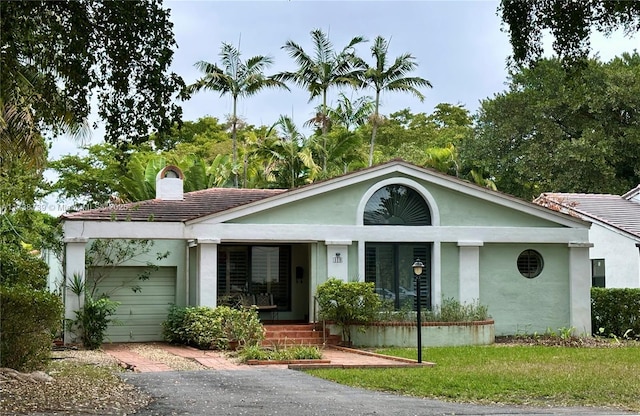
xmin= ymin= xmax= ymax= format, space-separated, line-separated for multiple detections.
xmin=196 ymin=224 xmax=589 ymax=245
xmin=457 ymin=241 xmax=484 ymax=247
xmin=568 ymin=242 xmax=595 ymax=248
xmin=325 ymin=240 xmax=353 ymax=246
xmin=458 ymin=245 xmax=480 ymax=303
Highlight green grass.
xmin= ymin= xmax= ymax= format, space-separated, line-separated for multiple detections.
xmin=305 ymin=345 xmax=640 ymax=412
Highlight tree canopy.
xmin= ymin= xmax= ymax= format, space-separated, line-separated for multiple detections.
xmin=0 ymin=0 xmax=183 ymax=148
xmin=500 ymin=0 xmax=640 ymax=65
xmin=462 ymin=53 xmax=640 ymax=200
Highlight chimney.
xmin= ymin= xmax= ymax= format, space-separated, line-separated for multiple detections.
xmin=156 ymin=165 xmax=184 ymax=200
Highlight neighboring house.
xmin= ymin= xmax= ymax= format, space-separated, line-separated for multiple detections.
xmin=534 ymin=185 xmax=640 ymax=289
xmin=60 ymin=160 xmax=593 ymax=342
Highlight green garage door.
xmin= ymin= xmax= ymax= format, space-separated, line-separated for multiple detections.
xmin=89 ymin=266 xmax=176 ymax=342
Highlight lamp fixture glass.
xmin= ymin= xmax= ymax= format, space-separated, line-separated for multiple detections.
xmin=412 ymin=259 xmax=424 ymax=276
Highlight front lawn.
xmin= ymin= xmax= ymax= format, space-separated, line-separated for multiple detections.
xmin=305 ymin=344 xmax=640 ymax=412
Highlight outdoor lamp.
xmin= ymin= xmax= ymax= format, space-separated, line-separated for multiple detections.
xmin=412 ymin=259 xmax=424 ymax=276
xmin=412 ymin=258 xmax=425 ymax=363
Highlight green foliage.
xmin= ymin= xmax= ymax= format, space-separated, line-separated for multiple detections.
xmin=311 ymin=345 xmax=640 ymax=411
xmin=237 ymin=345 xmax=322 ymax=362
xmin=71 ymin=295 xmax=121 ymax=350
xmin=464 ymin=54 xmax=640 ymax=199
xmin=592 ymin=288 xmax=640 ymax=340
xmin=316 ymin=278 xmax=382 ymax=344
xmin=0 ymin=284 xmax=63 ymax=371
xmin=162 ymin=305 xmax=265 ymax=350
xmin=499 ymin=0 xmax=640 ymax=65
xmin=0 ymin=0 xmax=183 ymax=148
xmin=424 ymin=298 xmax=491 ymax=323
xmin=377 ymin=298 xmax=490 ymax=323
xmin=0 ymin=244 xmax=49 ymax=290
xmin=47 ymin=143 xmax=124 ymax=208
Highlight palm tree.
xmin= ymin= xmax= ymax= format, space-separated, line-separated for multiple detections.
xmin=361 ymin=36 xmax=432 ymax=166
xmin=277 ymin=29 xmax=366 ymax=171
xmin=306 ymin=93 xmax=374 ymax=132
xmin=185 ymin=43 xmax=289 ymax=187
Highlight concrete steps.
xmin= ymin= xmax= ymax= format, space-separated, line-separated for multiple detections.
xmin=263 ymin=323 xmax=341 ymax=347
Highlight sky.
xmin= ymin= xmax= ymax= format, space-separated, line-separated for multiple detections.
xmin=42 ymin=0 xmax=639 ymax=213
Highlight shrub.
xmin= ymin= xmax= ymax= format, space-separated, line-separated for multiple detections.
xmin=71 ymin=295 xmax=121 ymax=350
xmin=0 ymin=284 xmax=63 ymax=371
xmin=162 ymin=305 xmax=264 ymax=350
xmin=424 ymin=298 xmax=491 ymax=322
xmin=0 ymin=244 xmax=49 ymax=289
xmin=592 ymin=288 xmax=640 ymax=339
xmin=316 ymin=278 xmax=382 ymax=345
xmin=237 ymin=345 xmax=322 ymax=362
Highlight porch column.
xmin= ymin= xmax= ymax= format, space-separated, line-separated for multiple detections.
xmin=569 ymin=242 xmax=593 ymax=335
xmin=325 ymin=240 xmax=352 ymax=282
xmin=197 ymin=239 xmax=220 ymax=307
xmin=63 ymin=237 xmax=88 ymax=343
xmin=457 ymin=241 xmax=483 ymax=304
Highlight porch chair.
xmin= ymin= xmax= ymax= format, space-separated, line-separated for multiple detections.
xmin=254 ymin=292 xmax=278 ymax=321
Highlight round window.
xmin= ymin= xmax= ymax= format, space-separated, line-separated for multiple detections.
xmin=517 ymin=250 xmax=543 ymax=278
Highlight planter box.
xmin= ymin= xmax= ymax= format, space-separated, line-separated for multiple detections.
xmin=330 ymin=320 xmax=495 ymax=347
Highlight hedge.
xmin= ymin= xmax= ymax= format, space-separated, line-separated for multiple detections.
xmin=0 ymin=284 xmax=63 ymax=371
xmin=591 ymin=287 xmax=640 ymax=339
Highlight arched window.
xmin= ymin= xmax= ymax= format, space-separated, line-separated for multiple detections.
xmin=364 ymin=185 xmax=431 ymax=226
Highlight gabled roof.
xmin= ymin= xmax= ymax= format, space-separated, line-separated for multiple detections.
xmin=62 ymin=188 xmax=286 ymax=222
xmin=534 ymin=191 xmax=640 ymax=239
xmin=622 ymin=184 xmax=640 ymax=201
xmin=62 ymin=160 xmax=588 ymax=228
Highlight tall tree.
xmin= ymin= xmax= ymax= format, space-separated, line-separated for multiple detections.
xmin=359 ymin=36 xmax=432 ymax=166
xmin=324 ymin=93 xmax=375 ymax=132
xmin=0 ymin=1 xmax=183 ymax=149
xmin=500 ymin=0 xmax=640 ymax=66
xmin=185 ymin=43 xmax=289 ymax=187
xmin=463 ymin=54 xmax=640 ymax=200
xmin=277 ymin=29 xmax=366 ymax=171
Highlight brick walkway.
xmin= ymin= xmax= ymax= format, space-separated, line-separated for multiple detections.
xmin=102 ymin=343 xmax=433 ymax=373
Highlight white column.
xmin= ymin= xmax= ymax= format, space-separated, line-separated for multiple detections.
xmin=569 ymin=242 xmax=593 ymax=335
xmin=63 ymin=238 xmax=88 ymax=343
xmin=325 ymin=240 xmax=352 ymax=282
xmin=197 ymin=239 xmax=219 ymax=307
xmin=457 ymin=241 xmax=483 ymax=304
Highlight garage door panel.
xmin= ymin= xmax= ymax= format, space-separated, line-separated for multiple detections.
xmin=111 ymin=295 xmax=175 ymax=305
xmin=89 ymin=266 xmax=176 ymax=343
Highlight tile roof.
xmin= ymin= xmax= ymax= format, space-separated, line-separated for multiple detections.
xmin=534 ymin=190 xmax=640 ymax=238
xmin=61 ymin=188 xmax=286 ymax=222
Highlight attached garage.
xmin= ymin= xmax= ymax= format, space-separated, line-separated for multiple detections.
xmin=88 ymin=266 xmax=176 ymax=342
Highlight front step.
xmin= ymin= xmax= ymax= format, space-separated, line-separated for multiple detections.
xmin=262 ymin=324 xmax=341 ymax=346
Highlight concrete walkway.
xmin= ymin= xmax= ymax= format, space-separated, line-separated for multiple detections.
xmin=102 ymin=343 xmax=431 ymax=372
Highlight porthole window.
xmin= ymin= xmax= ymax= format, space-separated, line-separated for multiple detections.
xmin=517 ymin=250 xmax=543 ymax=278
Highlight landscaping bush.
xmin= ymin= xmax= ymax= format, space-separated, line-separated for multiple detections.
xmin=591 ymin=288 xmax=640 ymax=339
xmin=425 ymin=298 xmax=490 ymax=322
xmin=0 ymin=284 xmax=63 ymax=371
xmin=71 ymin=295 xmax=121 ymax=350
xmin=0 ymin=244 xmax=49 ymax=289
xmin=237 ymin=344 xmax=322 ymax=362
xmin=162 ymin=305 xmax=264 ymax=350
xmin=316 ymin=278 xmax=382 ymax=345
xmin=377 ymin=297 xmax=490 ymax=323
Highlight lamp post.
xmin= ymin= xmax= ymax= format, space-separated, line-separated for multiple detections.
xmin=412 ymin=258 xmax=424 ymax=363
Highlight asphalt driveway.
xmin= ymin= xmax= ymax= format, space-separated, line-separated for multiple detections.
xmin=122 ymin=368 xmax=633 ymax=416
